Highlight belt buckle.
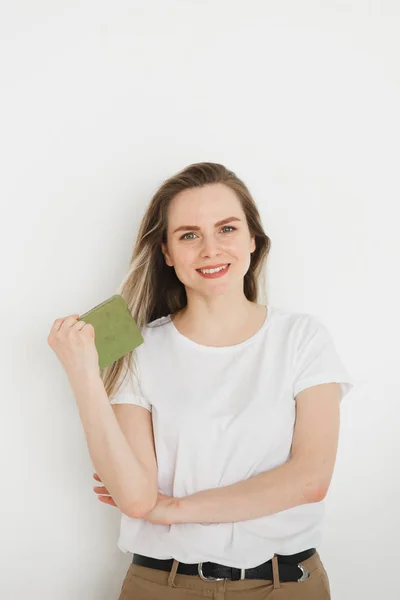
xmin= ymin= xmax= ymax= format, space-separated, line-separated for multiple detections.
xmin=197 ymin=562 xmax=246 ymax=581
xmin=198 ymin=562 xmax=225 ymax=581
xmin=297 ymin=564 xmax=310 ymax=582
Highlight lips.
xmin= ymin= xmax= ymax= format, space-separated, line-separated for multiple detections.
xmin=196 ymin=263 xmax=230 ymax=271
xmin=196 ymin=264 xmax=231 ymax=278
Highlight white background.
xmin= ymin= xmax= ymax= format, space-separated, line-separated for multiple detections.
xmin=1 ymin=1 xmax=398 ymax=599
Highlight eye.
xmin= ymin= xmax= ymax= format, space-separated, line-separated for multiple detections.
xmin=180 ymin=226 xmax=236 ymax=240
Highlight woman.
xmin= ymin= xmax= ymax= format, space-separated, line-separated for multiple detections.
xmin=48 ymin=162 xmax=354 ymax=599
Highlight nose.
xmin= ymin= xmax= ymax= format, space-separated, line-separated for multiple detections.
xmin=200 ymin=234 xmax=223 ymax=258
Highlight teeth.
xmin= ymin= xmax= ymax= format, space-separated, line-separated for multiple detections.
xmin=199 ymin=264 xmax=228 ymax=274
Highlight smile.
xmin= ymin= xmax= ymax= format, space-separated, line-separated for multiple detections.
xmin=196 ymin=264 xmax=231 ymax=278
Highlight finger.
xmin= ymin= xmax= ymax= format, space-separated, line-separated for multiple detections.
xmin=93 ymin=485 xmax=110 ymax=495
xmin=50 ymin=317 xmax=71 ymax=333
xmin=53 ymin=315 xmax=80 ymax=333
xmin=97 ymin=496 xmax=117 ymax=507
xmin=60 ymin=315 xmax=82 ymax=331
xmin=52 ymin=314 xmax=80 ymax=327
xmin=71 ymin=320 xmax=87 ymax=331
xmin=93 ymin=472 xmax=101 ymax=482
xmin=80 ymin=322 xmax=95 ymax=337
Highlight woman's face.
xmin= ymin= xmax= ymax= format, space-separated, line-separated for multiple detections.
xmin=161 ymin=183 xmax=256 ymax=297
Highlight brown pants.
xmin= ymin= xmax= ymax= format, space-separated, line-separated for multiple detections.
xmin=117 ymin=551 xmax=331 ymax=599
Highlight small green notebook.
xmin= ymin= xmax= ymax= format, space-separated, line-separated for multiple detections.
xmin=78 ymin=294 xmax=144 ymax=369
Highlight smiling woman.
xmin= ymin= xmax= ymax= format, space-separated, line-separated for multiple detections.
xmin=159 ymin=182 xmax=259 ymax=309
xmin=91 ymin=162 xmax=354 ymax=599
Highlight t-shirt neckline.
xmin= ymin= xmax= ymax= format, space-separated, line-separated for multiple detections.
xmin=168 ymin=305 xmax=272 ymax=351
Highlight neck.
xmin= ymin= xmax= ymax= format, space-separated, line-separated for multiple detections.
xmin=173 ymin=296 xmax=262 ymax=336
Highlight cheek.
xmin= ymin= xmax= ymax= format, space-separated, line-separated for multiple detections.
xmin=225 ymin=240 xmax=248 ymax=258
xmin=171 ymin=246 xmax=198 ymax=270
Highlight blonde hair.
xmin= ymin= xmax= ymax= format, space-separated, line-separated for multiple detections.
xmin=101 ymin=162 xmax=271 ymax=400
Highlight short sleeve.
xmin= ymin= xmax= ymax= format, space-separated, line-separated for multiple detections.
xmin=109 ymin=359 xmax=152 ymax=412
xmin=292 ymin=315 xmax=355 ymax=402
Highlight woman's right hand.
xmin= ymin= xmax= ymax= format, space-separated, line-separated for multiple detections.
xmin=93 ymin=472 xmax=117 ymax=508
xmin=47 ymin=313 xmax=100 ymax=382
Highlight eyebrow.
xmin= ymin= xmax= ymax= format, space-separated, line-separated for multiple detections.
xmin=172 ymin=216 xmax=242 ymax=234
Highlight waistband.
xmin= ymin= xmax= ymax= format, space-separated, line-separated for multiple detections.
xmin=132 ymin=547 xmax=316 ymax=582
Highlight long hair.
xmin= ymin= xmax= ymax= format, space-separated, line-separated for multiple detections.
xmin=101 ymin=162 xmax=272 ymax=400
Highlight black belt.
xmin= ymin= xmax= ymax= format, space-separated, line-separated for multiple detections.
xmin=132 ymin=548 xmax=316 ymax=582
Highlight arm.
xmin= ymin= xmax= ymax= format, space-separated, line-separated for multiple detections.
xmin=168 ymin=382 xmax=341 ymax=524
xmin=70 ymin=373 xmax=158 ymax=519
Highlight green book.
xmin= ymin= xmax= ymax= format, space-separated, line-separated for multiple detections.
xmin=78 ymin=294 xmax=144 ymax=369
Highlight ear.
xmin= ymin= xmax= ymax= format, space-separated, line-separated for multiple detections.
xmin=161 ymin=242 xmax=173 ymax=267
xmin=250 ymin=236 xmax=256 ymax=254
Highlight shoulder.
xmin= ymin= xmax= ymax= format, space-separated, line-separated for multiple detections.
xmin=137 ymin=313 xmax=173 ymax=345
xmin=267 ymin=306 xmax=332 ymax=355
xmin=269 ymin=305 xmax=321 ymax=334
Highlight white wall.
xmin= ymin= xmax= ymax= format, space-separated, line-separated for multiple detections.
xmin=1 ymin=2 xmax=398 ymax=599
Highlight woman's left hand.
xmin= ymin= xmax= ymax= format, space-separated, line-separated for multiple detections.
xmin=93 ymin=473 xmax=178 ymax=524
xmin=141 ymin=492 xmax=178 ymax=525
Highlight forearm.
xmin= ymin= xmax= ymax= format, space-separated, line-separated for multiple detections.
xmin=173 ymin=458 xmax=321 ymax=524
xmin=68 ymin=372 xmax=154 ymax=518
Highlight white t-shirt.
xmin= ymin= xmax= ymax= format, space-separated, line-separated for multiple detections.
xmin=109 ymin=304 xmax=355 ymax=569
